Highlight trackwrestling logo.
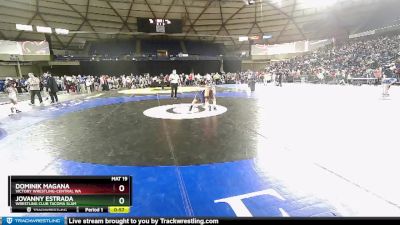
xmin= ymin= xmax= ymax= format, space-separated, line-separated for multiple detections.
xmin=2 ymin=217 xmax=64 ymax=225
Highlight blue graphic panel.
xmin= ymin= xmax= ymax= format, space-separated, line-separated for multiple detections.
xmin=37 ymin=159 xmax=337 ymax=217
xmin=180 ymin=160 xmax=336 ymax=217
xmin=0 ymin=128 xmax=6 ymax=140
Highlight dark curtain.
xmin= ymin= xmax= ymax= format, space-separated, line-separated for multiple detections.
xmin=223 ymin=59 xmax=242 ymax=73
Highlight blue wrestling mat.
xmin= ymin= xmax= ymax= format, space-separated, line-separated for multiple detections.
xmin=0 ymin=90 xmax=339 ymax=217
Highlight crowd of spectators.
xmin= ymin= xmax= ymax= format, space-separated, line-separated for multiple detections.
xmin=3 ymin=70 xmax=269 ymax=95
xmin=2 ymin=72 xmax=242 ymax=95
xmin=4 ymin=32 xmax=400 ymax=95
xmin=266 ymin=33 xmax=400 ymax=84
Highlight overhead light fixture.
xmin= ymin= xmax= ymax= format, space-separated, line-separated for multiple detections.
xmin=16 ymin=24 xmax=33 ymax=31
xmin=263 ymin=35 xmax=272 ymax=40
xmin=244 ymin=0 xmax=255 ymax=5
xmin=300 ymin=0 xmax=337 ymax=8
xmin=239 ymin=36 xmax=249 ymax=42
xmin=249 ymin=35 xmax=260 ymax=40
xmin=55 ymin=28 xmax=69 ymax=35
xmin=270 ymin=0 xmax=282 ymax=7
xmin=36 ymin=26 xmax=52 ymax=33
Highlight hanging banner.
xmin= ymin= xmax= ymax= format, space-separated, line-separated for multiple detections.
xmin=19 ymin=40 xmax=50 ymax=55
xmin=0 ymin=40 xmax=21 ymax=55
xmin=0 ymin=40 xmax=50 ymax=56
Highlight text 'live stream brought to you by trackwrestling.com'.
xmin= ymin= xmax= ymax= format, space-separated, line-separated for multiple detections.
xmin=1 ymin=217 xmax=223 ymax=225
xmin=67 ymin=218 xmax=220 ymax=225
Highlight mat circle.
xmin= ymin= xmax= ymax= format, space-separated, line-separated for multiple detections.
xmin=143 ymin=104 xmax=227 ymax=120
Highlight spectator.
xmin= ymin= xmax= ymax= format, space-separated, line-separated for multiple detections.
xmin=44 ymin=73 xmax=59 ymax=104
xmin=5 ymin=78 xmax=21 ymax=115
xmin=27 ymin=73 xmax=43 ymax=105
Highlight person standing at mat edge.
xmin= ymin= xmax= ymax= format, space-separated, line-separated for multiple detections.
xmin=5 ymin=78 xmax=21 ymax=115
xmin=247 ymin=71 xmax=256 ymax=92
xmin=169 ymin=69 xmax=180 ymax=99
xmin=27 ymin=73 xmax=43 ymax=105
xmin=44 ymin=73 xmax=59 ymax=104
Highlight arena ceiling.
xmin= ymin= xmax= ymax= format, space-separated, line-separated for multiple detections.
xmin=0 ymin=0 xmax=398 ymax=51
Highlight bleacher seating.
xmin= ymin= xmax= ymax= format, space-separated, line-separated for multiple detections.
xmin=185 ymin=41 xmax=224 ymax=56
xmin=141 ymin=40 xmax=181 ymax=56
xmin=58 ymin=39 xmax=225 ymax=61
xmin=89 ymin=39 xmax=136 ymax=57
xmin=54 ymin=55 xmax=91 ymax=61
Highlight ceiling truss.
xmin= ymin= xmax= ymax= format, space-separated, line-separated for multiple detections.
xmin=0 ymin=0 xmax=384 ymax=51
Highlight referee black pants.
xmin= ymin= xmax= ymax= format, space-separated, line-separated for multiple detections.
xmin=49 ymin=91 xmax=58 ymax=103
xmin=30 ymin=90 xmax=43 ymax=104
xmin=171 ymin=83 xmax=178 ymax=98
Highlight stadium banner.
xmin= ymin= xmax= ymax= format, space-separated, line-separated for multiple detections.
xmin=18 ymin=41 xmax=50 ymax=55
xmin=251 ymin=39 xmax=333 ymax=56
xmin=49 ymin=61 xmax=80 ymax=66
xmin=0 ymin=40 xmax=50 ymax=56
xmin=0 ymin=40 xmax=21 ymax=55
xmin=251 ymin=41 xmax=304 ymax=56
xmin=349 ymin=30 xmax=375 ymax=39
xmin=308 ymin=39 xmax=333 ymax=51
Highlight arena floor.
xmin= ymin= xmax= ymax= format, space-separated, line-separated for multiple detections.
xmin=0 ymin=83 xmax=399 ymax=217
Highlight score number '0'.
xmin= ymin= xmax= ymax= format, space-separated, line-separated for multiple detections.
xmin=119 ymin=197 xmax=125 ymax=205
xmin=118 ymin=185 xmax=126 ymax=205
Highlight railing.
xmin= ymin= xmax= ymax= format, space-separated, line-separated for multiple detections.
xmin=289 ymin=75 xmax=384 ymax=85
xmin=348 ymin=77 xmax=378 ymax=85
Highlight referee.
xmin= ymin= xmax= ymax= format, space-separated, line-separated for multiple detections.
xmin=169 ymin=69 xmax=180 ymax=99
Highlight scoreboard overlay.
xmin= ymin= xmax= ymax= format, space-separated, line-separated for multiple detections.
xmin=8 ymin=176 xmax=131 ymax=213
